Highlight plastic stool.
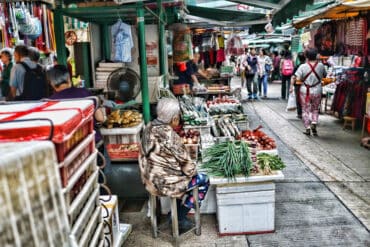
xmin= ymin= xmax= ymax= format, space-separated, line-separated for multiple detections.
xmin=149 ymin=187 xmax=201 ymax=247
xmin=343 ymin=116 xmax=356 ymax=130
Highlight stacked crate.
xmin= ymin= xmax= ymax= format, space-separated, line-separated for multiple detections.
xmin=0 ymin=141 xmax=70 ymax=246
xmin=0 ymin=99 xmax=104 ymax=246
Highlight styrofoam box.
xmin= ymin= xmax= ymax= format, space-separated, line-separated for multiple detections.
xmin=100 ymin=121 xmax=144 ymax=145
xmin=100 ymin=195 xmax=120 ymax=246
xmin=216 ymin=182 xmax=275 ymax=234
xmin=256 ymin=149 xmax=278 ymax=156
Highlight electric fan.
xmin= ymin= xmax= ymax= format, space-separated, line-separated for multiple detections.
xmin=106 ymin=67 xmax=141 ymax=101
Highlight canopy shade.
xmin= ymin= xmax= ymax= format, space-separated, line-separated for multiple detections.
xmin=186 ymin=5 xmax=265 ymax=23
xmin=293 ymin=0 xmax=370 ymax=29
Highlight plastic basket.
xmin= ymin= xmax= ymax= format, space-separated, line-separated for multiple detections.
xmin=101 ymin=121 xmax=143 ymax=145
xmin=59 ymin=132 xmax=96 ymax=187
xmin=0 ymin=142 xmax=69 ymax=246
xmin=106 ymin=143 xmax=139 ymax=161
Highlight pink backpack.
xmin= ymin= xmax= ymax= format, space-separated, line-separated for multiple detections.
xmin=281 ymin=59 xmax=293 ymax=76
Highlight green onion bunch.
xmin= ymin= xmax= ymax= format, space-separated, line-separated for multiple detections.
xmin=201 ymin=141 xmax=252 ymax=180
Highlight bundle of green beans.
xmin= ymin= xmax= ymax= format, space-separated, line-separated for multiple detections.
xmin=201 ymin=140 xmax=252 ymax=180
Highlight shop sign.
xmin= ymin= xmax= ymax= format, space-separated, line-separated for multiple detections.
xmin=300 ymin=32 xmax=311 ymax=44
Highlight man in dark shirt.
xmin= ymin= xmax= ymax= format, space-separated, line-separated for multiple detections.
xmin=46 ymin=65 xmax=104 ymax=143
xmin=174 ymin=53 xmax=209 ymax=89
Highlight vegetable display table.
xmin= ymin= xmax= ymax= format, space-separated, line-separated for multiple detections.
xmin=208 ymin=171 xmax=284 ymax=235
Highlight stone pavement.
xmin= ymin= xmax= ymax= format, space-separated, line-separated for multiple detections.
xmin=121 ymin=77 xmax=370 ymax=246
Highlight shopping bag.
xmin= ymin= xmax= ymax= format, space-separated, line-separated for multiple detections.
xmin=286 ymin=92 xmax=297 ymax=111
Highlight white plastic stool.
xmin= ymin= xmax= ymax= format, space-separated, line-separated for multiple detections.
xmin=149 ymin=186 xmax=201 ymax=246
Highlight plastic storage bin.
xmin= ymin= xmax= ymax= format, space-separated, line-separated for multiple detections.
xmin=0 ymin=141 xmax=69 ymax=246
xmin=101 ymin=121 xmax=144 ymax=145
xmin=216 ymin=182 xmax=275 ymax=235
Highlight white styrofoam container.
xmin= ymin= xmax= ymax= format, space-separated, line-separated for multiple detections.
xmin=100 ymin=121 xmax=144 ymax=144
xmin=256 ymin=149 xmax=278 ymax=156
xmin=216 ymin=182 xmax=275 ymax=235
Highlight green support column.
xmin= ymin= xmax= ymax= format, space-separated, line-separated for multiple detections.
xmin=101 ymin=24 xmax=111 ymax=61
xmin=137 ymin=5 xmax=151 ymax=123
xmin=54 ymin=8 xmax=67 ymax=66
xmin=157 ymin=0 xmax=166 ymax=86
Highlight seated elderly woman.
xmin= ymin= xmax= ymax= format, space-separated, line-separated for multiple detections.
xmin=139 ymin=98 xmax=209 ymax=233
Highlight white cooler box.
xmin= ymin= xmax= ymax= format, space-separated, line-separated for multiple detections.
xmin=216 ymin=182 xmax=275 ymax=235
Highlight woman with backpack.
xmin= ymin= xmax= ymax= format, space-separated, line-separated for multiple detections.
xmin=295 ymin=48 xmax=326 ymax=136
xmin=280 ymin=51 xmax=294 ymax=100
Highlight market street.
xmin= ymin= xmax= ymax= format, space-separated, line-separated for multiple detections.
xmin=123 ymin=80 xmax=370 ymax=246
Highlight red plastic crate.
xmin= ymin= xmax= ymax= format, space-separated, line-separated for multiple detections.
xmin=59 ymin=132 xmax=96 ymax=187
xmin=106 ymin=143 xmax=139 ymax=161
xmin=54 ymin=118 xmax=94 ymax=163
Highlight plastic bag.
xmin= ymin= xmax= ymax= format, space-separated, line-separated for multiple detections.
xmin=286 ymin=92 xmax=297 ymax=111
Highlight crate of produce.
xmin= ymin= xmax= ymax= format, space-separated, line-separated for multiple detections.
xmin=106 ymin=143 xmax=140 ymax=161
xmin=59 ymin=132 xmax=96 ymax=187
xmin=0 ymin=141 xmax=69 ymax=246
xmin=0 ymin=109 xmax=94 ymax=163
xmin=101 ymin=121 xmax=144 ymax=145
xmin=63 ymin=151 xmax=98 ymax=221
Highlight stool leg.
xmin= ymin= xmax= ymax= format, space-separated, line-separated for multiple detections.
xmin=171 ymin=198 xmax=179 ymax=243
xmin=352 ymin=120 xmax=355 ymax=131
xmin=150 ymin=195 xmax=158 ymax=238
xmin=193 ymin=187 xmax=201 ymax=236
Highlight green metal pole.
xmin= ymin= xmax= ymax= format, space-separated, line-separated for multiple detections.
xmin=157 ymin=0 xmax=166 ymax=85
xmin=137 ymin=5 xmax=151 ymax=124
xmin=54 ymin=8 xmax=67 ymax=65
xmin=101 ymin=24 xmax=111 ymax=61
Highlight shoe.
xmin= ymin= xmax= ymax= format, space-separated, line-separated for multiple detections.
xmin=263 ymin=95 xmax=267 ymax=98
xmin=303 ymin=128 xmax=311 ymax=136
xmin=297 ymin=115 xmax=302 ymax=119
xmin=258 ymin=93 xmax=262 ymax=97
xmin=311 ymin=124 xmax=318 ymax=136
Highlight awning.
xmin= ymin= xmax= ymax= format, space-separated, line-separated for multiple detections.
xmin=293 ymin=0 xmax=370 ymax=29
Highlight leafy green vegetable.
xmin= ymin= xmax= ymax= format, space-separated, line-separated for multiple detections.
xmin=201 ymin=141 xmax=252 ymax=180
xmin=257 ymin=153 xmax=285 ymax=171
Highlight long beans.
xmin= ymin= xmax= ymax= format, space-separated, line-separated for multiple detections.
xmin=201 ymin=141 xmax=253 ymax=180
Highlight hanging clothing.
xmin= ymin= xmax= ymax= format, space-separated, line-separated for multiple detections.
xmin=111 ymin=20 xmax=133 ymax=62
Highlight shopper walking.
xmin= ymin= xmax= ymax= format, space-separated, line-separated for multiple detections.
xmin=237 ymin=49 xmax=248 ymax=88
xmin=139 ymin=98 xmax=209 ymax=233
xmin=280 ymin=51 xmax=294 ymax=99
xmin=295 ymin=48 xmax=326 ymax=136
xmin=272 ymin=51 xmax=281 ymax=81
xmin=257 ymin=49 xmax=271 ymax=98
xmin=0 ymin=48 xmax=14 ymax=100
xmin=246 ymin=48 xmax=259 ymax=100
xmin=290 ymin=52 xmax=306 ymax=119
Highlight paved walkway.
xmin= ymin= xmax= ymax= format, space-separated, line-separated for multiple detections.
xmin=122 ymin=77 xmax=370 ymax=246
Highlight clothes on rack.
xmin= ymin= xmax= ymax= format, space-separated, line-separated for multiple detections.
xmin=331 ymin=68 xmax=369 ymax=120
xmin=111 ymin=19 xmax=133 ymax=63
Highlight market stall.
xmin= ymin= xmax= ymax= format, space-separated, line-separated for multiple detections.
xmin=156 ymin=94 xmax=286 ymax=234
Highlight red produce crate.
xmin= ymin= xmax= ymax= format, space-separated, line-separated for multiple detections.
xmin=106 ymin=143 xmax=139 ymax=161
xmin=59 ymin=132 xmax=96 ymax=187
xmin=0 ymin=109 xmax=94 ymax=162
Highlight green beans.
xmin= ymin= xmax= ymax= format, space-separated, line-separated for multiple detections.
xmin=201 ymin=141 xmax=253 ymax=180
